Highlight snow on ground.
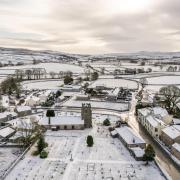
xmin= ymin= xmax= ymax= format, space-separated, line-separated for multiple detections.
xmin=1 ymin=95 xmax=9 ymax=108
xmin=6 ymin=126 xmax=165 ymax=180
xmin=145 ymin=85 xmax=180 ymax=92
xmin=0 ymin=63 xmax=84 ymax=74
xmin=146 ymin=75 xmax=180 ymax=85
xmin=22 ymin=80 xmax=63 ymax=90
xmin=63 ymin=98 xmax=129 ymax=111
xmin=89 ymin=79 xmax=138 ymax=89
xmin=93 ymin=114 xmax=120 ymax=124
xmin=0 ymin=148 xmax=21 ymax=179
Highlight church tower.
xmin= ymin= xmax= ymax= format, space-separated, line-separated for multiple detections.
xmin=81 ymin=103 xmax=92 ymax=128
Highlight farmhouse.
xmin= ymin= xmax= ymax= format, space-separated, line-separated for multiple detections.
xmin=38 ymin=90 xmax=51 ymax=103
xmin=0 ymin=112 xmax=18 ymax=125
xmin=0 ymin=112 xmax=8 ymax=125
xmin=26 ymin=96 xmax=40 ymax=107
xmin=0 ymin=127 xmax=16 ymax=141
xmin=76 ymin=94 xmax=90 ymax=101
xmin=107 ymin=88 xmax=119 ymax=101
xmin=60 ymin=85 xmax=81 ymax=92
xmin=15 ymin=106 xmax=32 ymax=117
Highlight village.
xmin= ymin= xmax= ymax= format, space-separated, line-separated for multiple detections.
xmin=0 ymin=53 xmax=179 ymax=180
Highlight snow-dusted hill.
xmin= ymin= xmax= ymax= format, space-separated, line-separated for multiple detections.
xmin=0 ymin=47 xmax=180 ymax=65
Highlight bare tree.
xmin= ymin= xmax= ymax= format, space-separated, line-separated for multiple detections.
xmin=58 ymin=71 xmax=64 ymax=79
xmin=16 ymin=117 xmax=43 ymax=148
xmin=140 ymin=78 xmax=148 ymax=89
xmin=15 ymin=69 xmax=24 ymax=80
xmin=25 ymin=69 xmax=33 ymax=80
xmin=49 ymin=71 xmax=56 ymax=79
xmin=157 ymin=85 xmax=180 ymax=114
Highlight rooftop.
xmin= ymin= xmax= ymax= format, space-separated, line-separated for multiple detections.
xmin=162 ymin=125 xmax=180 ymax=139
xmin=115 ymin=126 xmax=145 ymax=145
xmin=0 ymin=127 xmax=15 ymax=138
xmin=16 ymin=106 xmax=31 ymax=112
xmin=172 ymin=143 xmax=180 ymax=152
xmin=40 ymin=112 xmax=84 ymax=126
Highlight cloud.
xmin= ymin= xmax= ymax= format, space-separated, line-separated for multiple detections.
xmin=0 ymin=0 xmax=180 ymax=53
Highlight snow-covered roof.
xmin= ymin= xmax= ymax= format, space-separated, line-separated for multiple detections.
xmin=130 ymin=147 xmax=145 ymax=157
xmin=173 ymin=118 xmax=180 ymax=125
xmin=16 ymin=106 xmax=31 ymax=112
xmin=0 ymin=112 xmax=7 ymax=119
xmin=0 ymin=127 xmax=15 ymax=138
xmin=172 ymin=143 xmax=180 ymax=152
xmin=40 ymin=115 xmax=84 ymax=126
xmin=110 ymin=130 xmax=118 ymax=136
xmin=62 ymin=85 xmax=81 ymax=90
xmin=39 ymin=90 xmax=51 ymax=97
xmin=26 ymin=96 xmax=40 ymax=102
xmin=146 ymin=115 xmax=159 ymax=127
xmin=152 ymin=107 xmax=168 ymax=117
xmin=162 ymin=125 xmax=180 ymax=139
xmin=4 ymin=112 xmax=18 ymax=117
xmin=76 ymin=94 xmax=89 ymax=98
xmin=108 ymin=88 xmax=119 ymax=96
xmin=115 ymin=126 xmax=145 ymax=145
xmin=138 ymin=107 xmax=168 ymax=118
xmin=138 ymin=108 xmax=151 ymax=116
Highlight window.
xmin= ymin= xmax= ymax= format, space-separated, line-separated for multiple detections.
xmin=155 ymin=128 xmax=158 ymax=132
xmin=72 ymin=125 xmax=74 ymax=130
xmin=64 ymin=125 xmax=67 ymax=129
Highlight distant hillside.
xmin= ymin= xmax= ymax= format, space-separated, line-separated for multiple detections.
xmin=0 ymin=47 xmax=180 ymax=64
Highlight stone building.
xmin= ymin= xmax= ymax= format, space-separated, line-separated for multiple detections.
xmin=161 ymin=125 xmax=180 ymax=147
xmin=171 ymin=143 xmax=180 ymax=160
xmin=81 ymin=103 xmax=92 ymax=128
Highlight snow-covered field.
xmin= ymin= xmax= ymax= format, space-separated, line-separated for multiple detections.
xmin=63 ymin=98 xmax=129 ymax=111
xmin=0 ymin=148 xmax=21 ymax=179
xmin=6 ymin=127 xmax=165 ymax=180
xmin=145 ymin=85 xmax=180 ymax=92
xmin=22 ymin=80 xmax=64 ymax=90
xmin=0 ymin=63 xmax=84 ymax=74
xmin=146 ymin=75 xmax=180 ymax=85
xmin=89 ymin=78 xmax=138 ymax=89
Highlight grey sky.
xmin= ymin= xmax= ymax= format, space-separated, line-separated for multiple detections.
xmin=0 ymin=0 xmax=180 ymax=54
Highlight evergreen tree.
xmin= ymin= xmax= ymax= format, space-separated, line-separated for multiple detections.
xmin=46 ymin=109 xmax=55 ymax=125
xmin=64 ymin=75 xmax=73 ymax=85
xmin=86 ymin=135 xmax=94 ymax=147
xmin=91 ymin=72 xmax=99 ymax=81
xmin=143 ymin=144 xmax=155 ymax=164
xmin=37 ymin=135 xmax=46 ymax=153
xmin=103 ymin=118 xmax=111 ymax=126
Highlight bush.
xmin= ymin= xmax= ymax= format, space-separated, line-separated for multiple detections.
xmin=91 ymin=72 xmax=99 ymax=81
xmin=143 ymin=144 xmax=155 ymax=164
xmin=32 ymin=150 xmax=39 ymax=156
xmin=64 ymin=75 xmax=73 ymax=85
xmin=103 ymin=118 xmax=111 ymax=126
xmin=19 ymin=99 xmax=25 ymax=105
xmin=40 ymin=150 xmax=48 ymax=159
xmin=37 ymin=135 xmax=48 ymax=153
xmin=108 ymin=127 xmax=114 ymax=132
xmin=86 ymin=135 xmax=94 ymax=147
xmin=56 ymin=90 xmax=61 ymax=98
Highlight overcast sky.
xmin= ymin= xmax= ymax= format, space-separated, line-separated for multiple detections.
xmin=0 ymin=0 xmax=180 ymax=54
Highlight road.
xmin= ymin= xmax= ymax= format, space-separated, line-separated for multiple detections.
xmin=127 ymin=94 xmax=180 ymax=180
